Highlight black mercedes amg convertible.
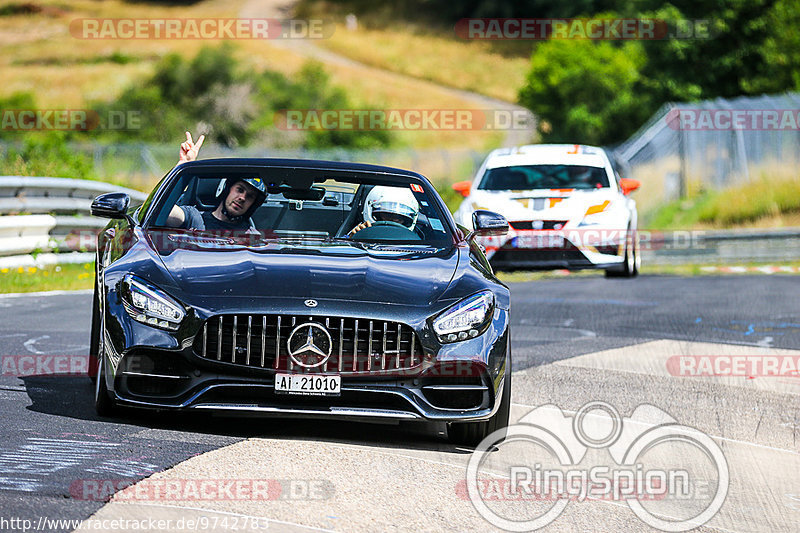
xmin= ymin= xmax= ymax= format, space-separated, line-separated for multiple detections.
xmin=89 ymin=158 xmax=511 ymax=446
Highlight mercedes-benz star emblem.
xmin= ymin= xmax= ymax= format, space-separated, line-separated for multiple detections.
xmin=304 ymin=299 xmax=318 ymax=308
xmin=287 ymin=322 xmax=332 ymax=368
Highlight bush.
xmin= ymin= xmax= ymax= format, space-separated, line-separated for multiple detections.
xmin=0 ymin=133 xmax=96 ymax=179
xmin=518 ymin=38 xmax=649 ymax=145
xmin=96 ymin=45 xmax=393 ymax=149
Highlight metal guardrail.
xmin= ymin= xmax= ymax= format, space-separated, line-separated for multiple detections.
xmin=641 ymin=227 xmax=800 ymax=265
xmin=0 ymin=176 xmax=146 ymax=267
xmin=0 ymin=176 xmax=797 ymax=269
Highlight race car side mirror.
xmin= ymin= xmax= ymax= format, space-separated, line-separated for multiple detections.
xmin=452 ymin=180 xmax=472 ymax=197
xmin=469 ymin=210 xmax=508 ymax=241
xmin=619 ymin=178 xmax=640 ymax=195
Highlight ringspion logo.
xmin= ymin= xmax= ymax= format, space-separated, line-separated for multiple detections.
xmin=465 ymin=402 xmax=728 ymax=531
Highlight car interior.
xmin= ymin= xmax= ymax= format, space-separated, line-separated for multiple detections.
xmin=169 ymin=177 xmax=447 ymax=244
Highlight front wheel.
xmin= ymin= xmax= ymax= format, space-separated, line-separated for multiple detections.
xmin=605 ymin=228 xmax=638 ymax=278
xmin=448 ymin=370 xmax=511 ymax=447
xmin=94 ymin=312 xmax=116 ymax=417
xmin=88 ymin=280 xmax=100 ymax=384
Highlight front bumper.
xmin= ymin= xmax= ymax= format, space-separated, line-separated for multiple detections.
xmin=101 ymin=302 xmax=510 ymax=424
xmin=478 ymin=228 xmax=628 ymax=271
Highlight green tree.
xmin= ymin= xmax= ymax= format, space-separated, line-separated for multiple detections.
xmin=518 ymin=38 xmax=649 ymax=145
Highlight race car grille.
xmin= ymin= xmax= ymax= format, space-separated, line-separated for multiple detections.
xmin=509 ymin=220 xmax=567 ymax=230
xmin=194 ymin=314 xmax=424 ymax=375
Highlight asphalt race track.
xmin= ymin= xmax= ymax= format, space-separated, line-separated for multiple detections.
xmin=0 ymin=274 xmax=798 ymax=532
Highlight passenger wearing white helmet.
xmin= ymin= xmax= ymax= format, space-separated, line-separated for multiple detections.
xmin=348 ymin=185 xmax=420 ymax=237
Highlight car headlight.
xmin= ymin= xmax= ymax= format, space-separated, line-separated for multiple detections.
xmin=432 ymin=291 xmax=494 ymax=343
xmin=120 ymin=275 xmax=185 ymax=331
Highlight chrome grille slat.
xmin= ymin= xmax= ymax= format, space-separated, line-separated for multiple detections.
xmin=232 ymin=316 xmax=238 ymax=363
xmin=274 ymin=315 xmax=281 ymax=369
xmin=381 ymin=322 xmax=387 ymax=370
xmin=353 ymin=319 xmax=359 ymax=372
xmin=196 ymin=314 xmax=422 ymax=375
xmin=246 ymin=315 xmax=252 ymax=365
xmin=338 ymin=318 xmax=344 ymax=372
xmin=367 ymin=320 xmax=373 ymax=371
xmin=410 ymin=329 xmax=416 ymax=366
xmin=261 ymin=315 xmax=266 ymax=368
xmin=396 ymin=323 xmax=401 ymax=368
xmin=216 ymin=316 xmax=222 ymax=361
xmin=202 ymin=322 xmax=207 ymax=358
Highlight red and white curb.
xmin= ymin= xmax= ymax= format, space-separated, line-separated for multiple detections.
xmin=700 ymin=265 xmax=800 ymax=274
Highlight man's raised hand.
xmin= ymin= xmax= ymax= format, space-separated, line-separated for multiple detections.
xmin=178 ymin=131 xmax=205 ymax=165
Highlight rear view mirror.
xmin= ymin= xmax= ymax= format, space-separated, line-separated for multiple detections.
xmin=271 ymin=186 xmax=326 ymax=201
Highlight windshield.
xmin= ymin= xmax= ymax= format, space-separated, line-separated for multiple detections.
xmin=478 ymin=164 xmax=610 ymax=191
xmin=147 ymin=170 xmax=453 ymax=247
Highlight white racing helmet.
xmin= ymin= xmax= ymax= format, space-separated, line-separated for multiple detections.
xmin=363 ymin=186 xmax=420 ymax=230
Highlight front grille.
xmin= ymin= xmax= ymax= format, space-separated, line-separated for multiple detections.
xmin=193 ymin=314 xmax=424 ymax=375
xmin=509 ymin=220 xmax=567 ymax=230
xmin=490 ymin=243 xmax=593 ymax=269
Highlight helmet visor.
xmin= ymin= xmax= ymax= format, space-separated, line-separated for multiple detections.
xmin=371 ymin=201 xmax=417 ymax=227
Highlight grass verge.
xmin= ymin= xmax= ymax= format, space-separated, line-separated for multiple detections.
xmin=643 ymin=174 xmax=800 ymax=229
xmin=0 ymin=262 xmax=94 ymax=294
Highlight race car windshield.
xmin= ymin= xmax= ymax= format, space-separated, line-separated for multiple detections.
xmin=478 ymin=165 xmax=610 ymax=190
xmin=148 ymin=173 xmax=453 ymax=247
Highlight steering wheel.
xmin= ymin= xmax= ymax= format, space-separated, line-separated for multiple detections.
xmin=349 ymin=220 xmax=422 ymax=240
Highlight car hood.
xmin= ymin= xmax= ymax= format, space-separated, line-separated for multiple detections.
xmin=146 ymin=231 xmax=459 ymax=306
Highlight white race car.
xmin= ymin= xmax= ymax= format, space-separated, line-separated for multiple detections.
xmin=453 ymin=144 xmax=641 ymax=277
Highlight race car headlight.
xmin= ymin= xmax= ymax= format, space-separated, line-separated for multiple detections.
xmin=121 ymin=275 xmax=185 ymax=331
xmin=432 ymin=291 xmax=494 ymax=343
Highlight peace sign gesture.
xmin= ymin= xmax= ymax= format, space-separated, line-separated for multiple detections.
xmin=178 ymin=131 xmax=205 ymax=165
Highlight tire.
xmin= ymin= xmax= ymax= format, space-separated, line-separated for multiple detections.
xmin=88 ymin=280 xmax=100 ymax=384
xmin=605 ymin=227 xmax=637 ymax=278
xmin=94 ymin=312 xmax=116 ymax=417
xmin=448 ymin=369 xmax=511 ymax=447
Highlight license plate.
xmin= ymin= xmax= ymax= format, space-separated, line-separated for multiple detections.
xmin=513 ymin=233 xmax=565 ymax=249
xmin=275 ymin=374 xmax=341 ymax=396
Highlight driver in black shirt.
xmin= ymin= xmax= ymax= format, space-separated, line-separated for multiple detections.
xmin=165 ymin=132 xmax=266 ymax=231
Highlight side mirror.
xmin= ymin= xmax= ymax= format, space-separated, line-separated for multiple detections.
xmin=470 ymin=210 xmax=508 ymax=240
xmin=619 ymin=178 xmax=640 ymax=195
xmin=91 ymin=192 xmax=130 ymax=219
xmin=452 ymin=180 xmax=472 ymax=198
